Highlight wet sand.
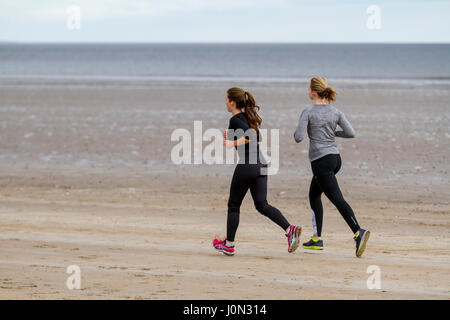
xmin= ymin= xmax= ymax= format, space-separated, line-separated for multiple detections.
xmin=0 ymin=81 xmax=449 ymax=299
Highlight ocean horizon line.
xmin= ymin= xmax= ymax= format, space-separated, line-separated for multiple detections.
xmin=1 ymin=74 xmax=450 ymax=89
xmin=1 ymin=41 xmax=450 ymax=45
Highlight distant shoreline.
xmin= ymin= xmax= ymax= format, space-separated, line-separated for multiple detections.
xmin=1 ymin=75 xmax=449 ymax=89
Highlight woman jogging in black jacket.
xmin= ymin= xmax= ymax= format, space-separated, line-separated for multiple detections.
xmin=213 ymin=87 xmax=301 ymax=256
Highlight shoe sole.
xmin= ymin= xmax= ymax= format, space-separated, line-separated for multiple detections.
xmin=288 ymin=226 xmax=302 ymax=253
xmin=356 ymin=230 xmax=370 ymax=257
xmin=302 ymin=245 xmax=323 ymax=250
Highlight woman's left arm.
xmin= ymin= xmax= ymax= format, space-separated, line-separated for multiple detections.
xmin=335 ymin=111 xmax=355 ymax=138
xmin=294 ymin=108 xmax=309 ymax=143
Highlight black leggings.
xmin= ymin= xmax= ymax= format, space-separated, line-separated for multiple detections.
xmin=309 ymin=154 xmax=360 ymax=237
xmin=227 ymin=163 xmax=291 ymax=242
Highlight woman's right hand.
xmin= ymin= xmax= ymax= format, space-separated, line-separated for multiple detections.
xmin=224 ymin=140 xmax=235 ymax=149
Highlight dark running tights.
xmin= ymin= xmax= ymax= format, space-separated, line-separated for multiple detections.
xmin=227 ymin=163 xmax=290 ymax=242
xmin=309 ymin=154 xmax=360 ymax=237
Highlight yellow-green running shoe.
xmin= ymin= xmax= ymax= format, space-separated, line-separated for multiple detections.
xmin=354 ymin=229 xmax=370 ymax=257
xmin=302 ymin=236 xmax=323 ymax=250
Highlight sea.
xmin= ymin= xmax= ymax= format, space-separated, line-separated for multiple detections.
xmin=0 ymin=43 xmax=449 ymax=88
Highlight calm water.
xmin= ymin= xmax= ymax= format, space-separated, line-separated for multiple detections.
xmin=1 ymin=43 xmax=449 ymax=81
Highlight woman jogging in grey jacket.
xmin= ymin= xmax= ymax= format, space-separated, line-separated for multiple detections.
xmin=294 ymin=76 xmax=370 ymax=258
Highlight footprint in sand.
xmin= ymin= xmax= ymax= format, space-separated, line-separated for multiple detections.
xmin=33 ymin=243 xmax=57 ymax=248
xmin=134 ymin=274 xmax=146 ymax=278
xmin=78 ymin=255 xmax=98 ymax=260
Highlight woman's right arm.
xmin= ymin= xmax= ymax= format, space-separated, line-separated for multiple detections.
xmin=225 ymin=117 xmax=252 ymax=148
xmin=223 ymin=131 xmax=249 ymax=148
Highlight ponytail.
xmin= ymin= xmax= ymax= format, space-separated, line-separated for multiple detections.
xmin=320 ymin=86 xmax=337 ymax=103
xmin=310 ymin=76 xmax=337 ymax=103
xmin=243 ymin=91 xmax=262 ymax=131
xmin=227 ymin=87 xmax=262 ymax=131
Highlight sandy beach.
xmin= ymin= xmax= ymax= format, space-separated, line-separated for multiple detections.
xmin=0 ymin=81 xmax=449 ymax=299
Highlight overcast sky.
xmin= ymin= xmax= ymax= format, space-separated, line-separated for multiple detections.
xmin=1 ymin=0 xmax=449 ymax=43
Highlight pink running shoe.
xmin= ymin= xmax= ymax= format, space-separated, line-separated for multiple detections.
xmin=286 ymin=225 xmax=302 ymax=253
xmin=212 ymin=236 xmax=235 ymax=256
